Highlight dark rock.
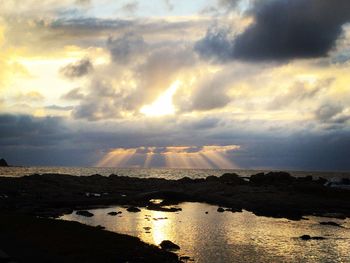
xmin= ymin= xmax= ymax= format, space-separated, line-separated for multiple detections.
xmin=297 ymin=175 xmax=313 ymax=182
xmin=0 ymin=158 xmax=8 ymax=167
xmin=217 ymin=207 xmax=225 ymax=213
xmin=219 ymin=173 xmax=245 ymax=184
xmin=159 ymin=240 xmax=180 ymax=250
xmin=127 ymin=206 xmax=141 ymax=213
xmin=300 ymin=235 xmax=326 ymax=240
xmin=205 ymin=211 xmax=208 ymax=214
xmin=205 ymin=175 xmax=218 ymax=182
xmin=108 ymin=211 xmax=120 ymax=216
xmin=250 ymin=171 xmax=295 ymax=185
xmin=95 ymin=225 xmax=105 ymax=230
xmin=146 ymin=203 xmax=182 ymax=212
xmin=76 ymin=210 xmax=94 ymax=217
xmin=225 ymin=207 xmax=243 ymax=213
xmin=316 ymin=177 xmax=328 ymax=185
xmin=320 ymin=221 xmax=342 ymax=227
xmin=177 ymin=177 xmax=193 ymax=183
xmin=180 ymin=256 xmax=194 ymax=261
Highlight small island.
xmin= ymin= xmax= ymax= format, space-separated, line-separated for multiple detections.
xmin=0 ymin=158 xmax=9 ymax=167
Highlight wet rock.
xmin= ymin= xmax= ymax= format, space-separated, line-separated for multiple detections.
xmin=127 ymin=206 xmax=141 ymax=213
xmin=108 ymin=212 xmax=119 ymax=216
xmin=159 ymin=240 xmax=180 ymax=250
xmin=146 ymin=203 xmax=182 ymax=212
xmin=320 ymin=221 xmax=342 ymax=227
xmin=217 ymin=207 xmax=225 ymax=213
xmin=0 ymin=158 xmax=8 ymax=167
xmin=76 ymin=210 xmax=94 ymax=217
xmin=299 ymin=235 xmax=326 ymax=240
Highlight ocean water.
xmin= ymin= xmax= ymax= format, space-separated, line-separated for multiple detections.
xmin=1 ymin=166 xmax=350 ymax=180
xmin=61 ymin=203 xmax=350 ymax=263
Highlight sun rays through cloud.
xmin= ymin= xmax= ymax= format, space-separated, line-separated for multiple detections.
xmin=96 ymin=145 xmax=240 ymax=169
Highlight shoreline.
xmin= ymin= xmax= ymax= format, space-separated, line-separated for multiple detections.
xmin=1 ymin=171 xmax=350 ymax=220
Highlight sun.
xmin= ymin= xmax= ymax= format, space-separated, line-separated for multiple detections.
xmin=140 ymin=80 xmax=180 ymax=117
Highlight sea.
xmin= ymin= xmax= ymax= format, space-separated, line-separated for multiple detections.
xmin=2 ymin=166 xmax=350 ymax=262
xmin=1 ymin=166 xmax=350 ymax=181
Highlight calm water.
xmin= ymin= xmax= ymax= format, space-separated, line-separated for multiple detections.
xmin=1 ymin=166 xmax=350 ymax=180
xmin=61 ymin=203 xmax=350 ymax=263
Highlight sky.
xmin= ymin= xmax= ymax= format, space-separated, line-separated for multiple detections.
xmin=0 ymin=0 xmax=350 ymax=171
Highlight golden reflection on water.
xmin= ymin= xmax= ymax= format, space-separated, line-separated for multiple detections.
xmin=61 ymin=203 xmax=350 ymax=263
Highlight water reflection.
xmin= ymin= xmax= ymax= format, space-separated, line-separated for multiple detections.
xmin=61 ymin=203 xmax=350 ymax=263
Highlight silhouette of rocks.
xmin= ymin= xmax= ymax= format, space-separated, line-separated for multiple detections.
xmin=299 ymin=235 xmax=326 ymax=240
xmin=127 ymin=207 xmax=141 ymax=213
xmin=76 ymin=210 xmax=94 ymax=217
xmin=159 ymin=240 xmax=180 ymax=250
xmin=250 ymin=171 xmax=295 ymax=185
xmin=108 ymin=211 xmax=122 ymax=216
xmin=0 ymin=159 xmax=8 ymax=167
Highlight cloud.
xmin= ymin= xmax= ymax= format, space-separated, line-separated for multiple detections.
xmin=61 ymin=88 xmax=85 ymax=100
xmin=45 ymin=105 xmax=74 ymax=111
xmin=315 ymin=104 xmax=350 ymax=124
xmin=121 ymin=1 xmax=139 ymax=14
xmin=197 ymin=0 xmax=350 ymax=62
xmin=107 ymin=33 xmax=147 ymax=64
xmin=1 ymin=113 xmax=350 ymax=170
xmin=60 ymin=58 xmax=93 ymax=79
xmin=268 ymin=78 xmax=334 ymax=110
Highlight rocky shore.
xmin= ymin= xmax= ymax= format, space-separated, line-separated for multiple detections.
xmin=1 ymin=171 xmax=350 ymax=262
xmin=0 ymin=171 xmax=350 ymax=220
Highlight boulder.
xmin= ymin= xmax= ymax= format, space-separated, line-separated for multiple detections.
xmin=0 ymin=158 xmax=8 ymax=167
xmin=76 ymin=210 xmax=94 ymax=217
xmin=127 ymin=206 xmax=141 ymax=213
xmin=159 ymin=240 xmax=180 ymax=250
xmin=217 ymin=207 xmax=225 ymax=213
xmin=107 ymin=211 xmax=122 ymax=216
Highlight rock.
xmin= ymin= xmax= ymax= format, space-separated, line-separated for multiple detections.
xmin=159 ymin=240 xmax=180 ymax=250
xmin=217 ymin=207 xmax=225 ymax=213
xmin=146 ymin=203 xmax=182 ymax=212
xmin=250 ymin=171 xmax=295 ymax=185
xmin=95 ymin=225 xmax=105 ymax=230
xmin=177 ymin=177 xmax=193 ymax=183
xmin=219 ymin=173 xmax=245 ymax=184
xmin=320 ymin=221 xmax=342 ymax=227
xmin=127 ymin=206 xmax=141 ymax=213
xmin=0 ymin=158 xmax=8 ymax=167
xmin=108 ymin=211 xmax=118 ymax=216
xmin=299 ymin=235 xmax=326 ymax=240
xmin=76 ymin=210 xmax=94 ymax=217
xmin=143 ymin=227 xmax=151 ymax=230
xmin=205 ymin=211 xmax=208 ymax=214
xmin=205 ymin=175 xmax=218 ymax=182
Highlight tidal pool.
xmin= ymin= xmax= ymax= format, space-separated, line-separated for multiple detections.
xmin=61 ymin=203 xmax=350 ymax=263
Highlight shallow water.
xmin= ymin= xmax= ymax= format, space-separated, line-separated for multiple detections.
xmin=61 ymin=203 xmax=350 ymax=263
xmin=1 ymin=166 xmax=350 ymax=180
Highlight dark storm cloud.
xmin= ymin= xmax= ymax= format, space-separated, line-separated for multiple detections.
xmin=0 ymin=114 xmax=69 ymax=147
xmin=197 ymin=0 xmax=350 ymax=62
xmin=60 ymin=58 xmax=93 ymax=79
